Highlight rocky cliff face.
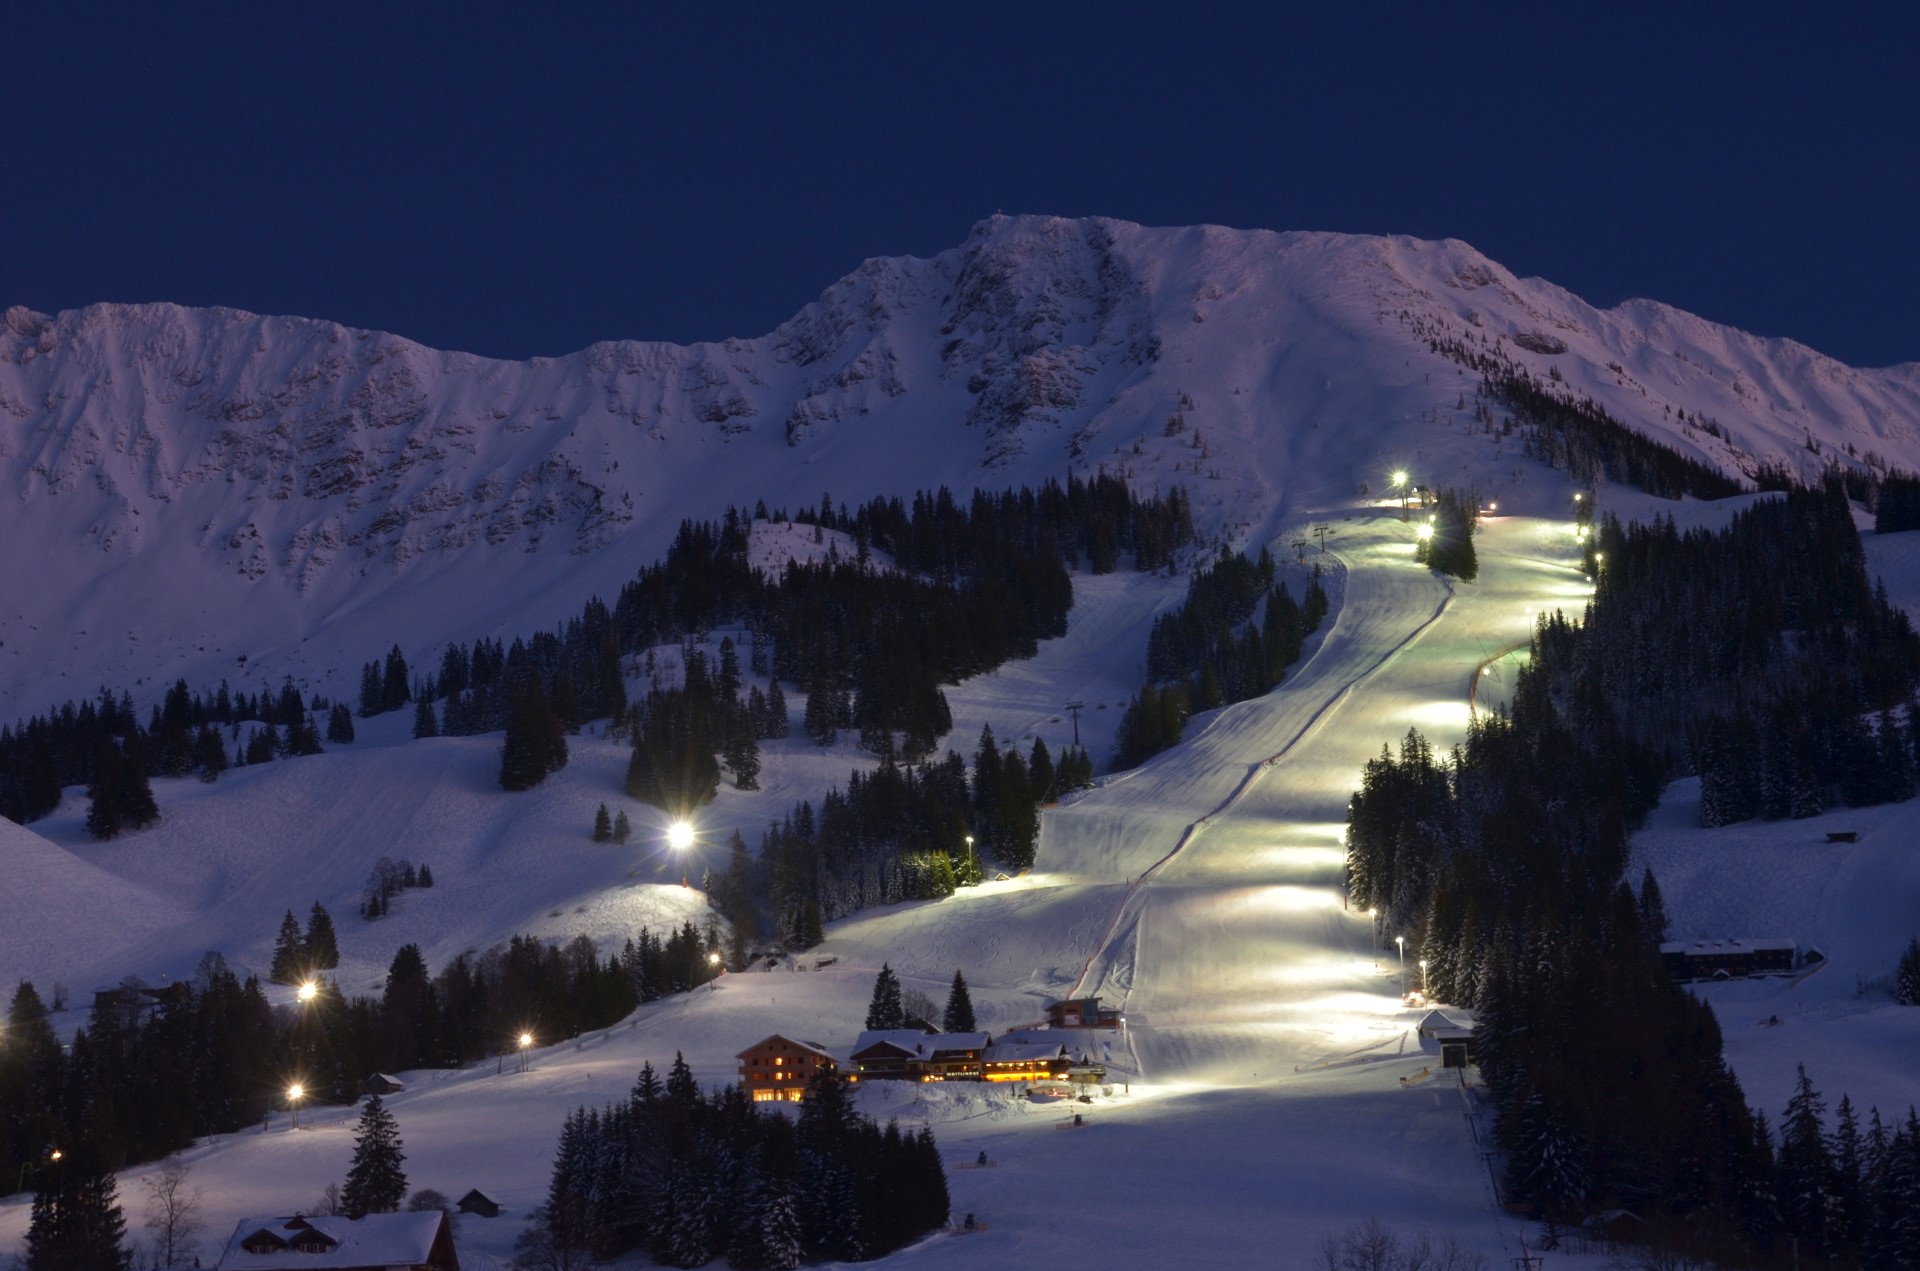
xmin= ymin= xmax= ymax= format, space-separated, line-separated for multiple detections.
xmin=3 ymin=214 xmax=1918 ymax=708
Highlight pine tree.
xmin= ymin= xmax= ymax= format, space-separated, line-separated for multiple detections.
xmin=358 ymin=661 xmax=383 ymax=718
xmin=1636 ymin=867 xmax=1669 ymax=943
xmin=1028 ymin=737 xmax=1056 ymax=803
xmin=327 ymin=702 xmax=356 ymax=744
xmin=25 ymin=1150 xmax=130 ymax=1271
xmin=593 ymin=803 xmax=613 ymax=843
xmin=412 ymin=696 xmax=439 ymax=739
xmin=381 ymin=645 xmax=411 ymax=713
xmin=1777 ymin=1063 xmax=1835 ymax=1255
xmin=1894 ymin=936 xmax=1920 ymax=1005
xmin=269 ymin=910 xmax=306 ymax=984
xmin=84 ymin=742 xmax=124 ymax=840
xmin=725 ymin=712 xmax=761 ymax=790
xmin=341 ymin=1094 xmax=408 ymax=1216
xmin=767 ymin=680 xmax=791 ymax=739
xmin=614 ymin=810 xmax=632 ymax=844
xmin=305 ymin=903 xmax=340 ymax=970
xmin=942 ymin=970 xmax=975 ymax=1033
xmin=865 ymin=964 xmax=904 ymax=1030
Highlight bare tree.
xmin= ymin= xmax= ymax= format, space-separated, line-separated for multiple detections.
xmin=1319 ymin=1220 xmax=1486 ymax=1271
xmin=512 ymin=1205 xmax=594 ymax=1271
xmin=312 ymin=1181 xmax=345 ymax=1217
xmin=143 ymin=1156 xmax=204 ymax=1270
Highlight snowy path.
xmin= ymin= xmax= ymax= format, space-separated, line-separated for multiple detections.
xmin=1039 ymin=510 xmax=1590 ymax=1085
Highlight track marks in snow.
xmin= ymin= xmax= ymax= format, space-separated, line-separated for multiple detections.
xmin=1067 ymin=559 xmax=1458 ymax=1007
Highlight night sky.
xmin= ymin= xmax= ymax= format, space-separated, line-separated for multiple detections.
xmin=3 ymin=4 xmax=1914 ymax=367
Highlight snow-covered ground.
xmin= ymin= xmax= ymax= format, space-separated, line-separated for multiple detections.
xmin=8 ymin=215 xmax=1920 ymax=1266
xmin=2 ymin=474 xmax=1621 ymax=1268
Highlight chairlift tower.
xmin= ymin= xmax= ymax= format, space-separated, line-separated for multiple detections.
xmin=1065 ymin=700 xmax=1084 ymax=748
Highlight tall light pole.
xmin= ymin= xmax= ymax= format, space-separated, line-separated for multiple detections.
xmin=1369 ymin=909 xmax=1378 ymax=966
xmin=707 ymin=951 xmax=721 ymax=991
xmin=16 ymin=1148 xmax=59 ymax=1194
xmin=518 ymin=1031 xmax=534 ymax=1074
xmin=287 ymin=1083 xmax=304 ymax=1130
xmin=1419 ymin=959 xmax=1429 ymax=998
xmin=668 ymin=819 xmax=695 ymax=886
xmin=965 ymin=834 xmax=976 ymax=885
xmin=1395 ymin=936 xmax=1405 ymax=996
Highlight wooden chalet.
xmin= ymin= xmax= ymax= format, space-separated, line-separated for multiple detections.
xmin=980 ymin=1037 xmax=1070 ymax=1083
xmin=1044 ymin=995 xmax=1122 ymax=1029
xmin=848 ymin=1030 xmax=992 ymax=1081
xmin=1659 ymin=939 xmax=1800 ymax=982
xmin=454 ymin=1189 xmax=501 ymax=1218
xmin=736 ymin=1034 xmax=836 ymax=1102
xmin=216 ymin=1211 xmax=457 ymax=1270
xmin=364 ymin=1073 xmax=407 ymax=1096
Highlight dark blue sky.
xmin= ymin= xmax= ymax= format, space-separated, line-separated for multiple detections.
xmin=3 ymin=4 xmax=1914 ymax=366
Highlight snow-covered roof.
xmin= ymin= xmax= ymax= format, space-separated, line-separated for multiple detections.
xmin=1659 ymin=939 xmax=1796 ymax=954
xmin=216 ymin=1212 xmax=446 ymax=1269
xmin=1415 ymin=1009 xmax=1470 ymax=1037
xmin=851 ymin=1029 xmax=944 ymax=1057
xmin=925 ymin=1031 xmax=990 ymax=1053
xmin=984 ymin=1040 xmax=1069 ymax=1063
xmin=736 ymin=1034 xmax=834 ymax=1060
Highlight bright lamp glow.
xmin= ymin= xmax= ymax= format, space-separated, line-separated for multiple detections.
xmin=287 ymin=1082 xmax=304 ymax=1101
xmin=668 ymin=820 xmax=695 ymax=851
xmin=519 ymin=1031 xmax=533 ymax=1048
xmin=1416 ymin=523 xmax=1434 ymax=541
xmin=297 ymin=980 xmax=318 ymax=1003
xmin=1390 ymin=470 xmax=1407 ymax=486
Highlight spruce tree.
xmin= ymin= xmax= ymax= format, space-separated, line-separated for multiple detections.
xmin=84 ymin=743 xmax=124 ymax=841
xmin=614 ymin=810 xmax=632 ymax=844
xmin=593 ymin=803 xmax=613 ymax=843
xmin=865 ymin=964 xmax=904 ymax=1031
xmin=1636 ymin=867 xmax=1669 ymax=944
xmin=341 ymin=1094 xmax=408 ymax=1215
xmin=305 ymin=903 xmax=340 ymax=970
xmin=1894 ymin=936 xmax=1920 ymax=1005
xmin=412 ymin=696 xmax=439 ymax=739
xmin=327 ymin=702 xmax=356 ymax=744
xmin=942 ymin=970 xmax=975 ymax=1033
xmin=1777 ymin=1063 xmax=1835 ymax=1255
xmin=381 ymin=645 xmax=411 ymax=713
xmin=358 ymin=661 xmax=383 ymax=717
xmin=25 ymin=1150 xmax=130 ymax=1271
xmin=269 ymin=910 xmax=306 ymax=984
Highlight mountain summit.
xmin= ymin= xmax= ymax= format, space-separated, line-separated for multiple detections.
xmin=4 ymin=215 xmax=1918 ymax=708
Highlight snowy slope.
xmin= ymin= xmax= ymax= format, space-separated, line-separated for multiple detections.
xmin=6 ymin=219 xmax=1920 ymax=1267
xmin=4 ymin=216 xmax=1919 ymax=715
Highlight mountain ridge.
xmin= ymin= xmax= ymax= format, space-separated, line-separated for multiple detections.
xmin=4 ymin=214 xmax=1918 ymax=712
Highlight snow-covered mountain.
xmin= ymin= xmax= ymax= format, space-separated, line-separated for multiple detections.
xmin=4 ymin=214 xmax=1919 ymax=710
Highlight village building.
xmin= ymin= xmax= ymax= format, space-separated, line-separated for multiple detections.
xmin=980 ymin=1037 xmax=1070 ymax=1083
xmin=1415 ymin=1010 xmax=1476 ymax=1069
xmin=215 ymin=1211 xmax=457 ymax=1270
xmin=736 ymin=1034 xmax=836 ymax=1102
xmin=1658 ymin=939 xmax=1802 ymax=982
xmin=454 ymin=1189 xmax=501 ymax=1218
xmin=1043 ymin=995 xmax=1122 ymax=1029
xmin=847 ymin=1029 xmax=991 ymax=1081
xmin=364 ymin=1073 xmax=407 ymax=1096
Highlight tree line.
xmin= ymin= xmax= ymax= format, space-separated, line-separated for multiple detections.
xmin=0 ymin=678 xmax=337 ymax=833
xmin=744 ymin=726 xmax=1091 ymax=948
xmin=0 ymin=919 xmax=725 ymax=1202
xmin=1116 ymin=548 xmax=1329 ymax=769
xmin=1345 ymin=477 xmax=1920 ymax=1262
xmin=526 ymin=1056 xmax=948 ymax=1269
